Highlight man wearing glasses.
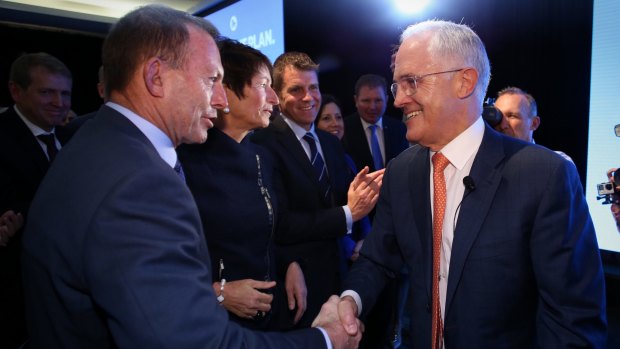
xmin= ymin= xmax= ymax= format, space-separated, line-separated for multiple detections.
xmin=336 ymin=19 xmax=606 ymax=349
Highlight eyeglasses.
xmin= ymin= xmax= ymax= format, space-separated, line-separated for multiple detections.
xmin=390 ymin=68 xmax=464 ymax=99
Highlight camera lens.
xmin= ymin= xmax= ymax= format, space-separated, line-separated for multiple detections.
xmin=606 ymin=183 xmax=613 ymax=190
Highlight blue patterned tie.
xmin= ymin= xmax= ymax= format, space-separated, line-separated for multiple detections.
xmin=303 ymin=132 xmax=330 ymax=198
xmin=174 ymin=159 xmax=185 ymax=182
xmin=369 ymin=124 xmax=384 ymax=170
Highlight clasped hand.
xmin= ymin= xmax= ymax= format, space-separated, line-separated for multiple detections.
xmin=312 ymin=295 xmax=362 ymax=349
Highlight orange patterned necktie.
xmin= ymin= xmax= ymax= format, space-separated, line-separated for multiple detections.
xmin=431 ymin=152 xmax=450 ymax=349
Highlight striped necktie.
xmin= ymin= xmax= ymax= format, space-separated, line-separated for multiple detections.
xmin=303 ymin=132 xmax=330 ymax=198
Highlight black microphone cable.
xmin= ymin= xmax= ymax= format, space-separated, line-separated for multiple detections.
xmin=453 ymin=176 xmax=476 ymax=232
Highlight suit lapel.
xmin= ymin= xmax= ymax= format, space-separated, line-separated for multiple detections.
xmin=445 ymin=127 xmax=505 ymax=311
xmin=350 ymin=116 xmax=374 ymax=169
xmin=6 ymin=108 xmax=50 ymax=173
xmin=408 ymin=146 xmax=433 ymax=297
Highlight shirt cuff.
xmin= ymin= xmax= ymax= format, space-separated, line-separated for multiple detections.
xmin=340 ymin=290 xmax=362 ymax=316
xmin=317 ymin=327 xmax=333 ymax=349
xmin=342 ymin=206 xmax=353 ymax=235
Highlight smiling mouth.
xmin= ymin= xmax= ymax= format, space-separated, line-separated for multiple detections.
xmin=404 ymin=110 xmax=422 ymax=121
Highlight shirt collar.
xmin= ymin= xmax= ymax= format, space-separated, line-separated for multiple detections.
xmin=281 ymin=114 xmax=319 ymax=141
xmin=359 ymin=116 xmax=384 ymax=130
xmin=106 ymin=102 xmax=177 ymax=168
xmin=13 ymin=105 xmax=55 ymax=136
xmin=434 ymin=116 xmax=485 ymax=171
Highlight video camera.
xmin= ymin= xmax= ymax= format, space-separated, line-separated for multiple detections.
xmin=597 ymin=170 xmax=620 ymax=205
xmin=482 ymin=97 xmax=502 ymax=127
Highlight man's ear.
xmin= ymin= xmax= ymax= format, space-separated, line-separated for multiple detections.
xmin=143 ymin=57 xmax=165 ymax=97
xmin=8 ymin=81 xmax=23 ymax=102
xmin=531 ymin=115 xmax=541 ymax=131
xmin=456 ymin=68 xmax=478 ymax=99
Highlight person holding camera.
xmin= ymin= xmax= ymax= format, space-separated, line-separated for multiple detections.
xmin=494 ymin=86 xmax=573 ymax=162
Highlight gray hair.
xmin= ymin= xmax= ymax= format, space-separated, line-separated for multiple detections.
xmin=400 ymin=20 xmax=491 ymax=105
xmin=497 ymin=86 xmax=538 ymax=118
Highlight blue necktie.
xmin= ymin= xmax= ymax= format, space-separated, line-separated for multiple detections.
xmin=303 ymin=132 xmax=330 ymax=198
xmin=174 ymin=159 xmax=185 ymax=182
xmin=369 ymin=124 xmax=384 ymax=170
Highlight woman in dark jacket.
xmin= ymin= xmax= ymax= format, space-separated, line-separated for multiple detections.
xmin=178 ymin=38 xmax=306 ymax=331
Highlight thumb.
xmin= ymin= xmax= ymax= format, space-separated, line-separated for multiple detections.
xmin=339 ymin=298 xmax=359 ymax=336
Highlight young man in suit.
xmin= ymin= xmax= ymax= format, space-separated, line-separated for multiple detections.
xmin=338 ymin=20 xmax=606 ymax=348
xmin=252 ymin=52 xmax=382 ymax=329
xmin=0 ymin=52 xmax=72 ymax=349
xmin=21 ymin=5 xmax=360 ymax=349
xmin=342 ymin=74 xmax=409 ymax=173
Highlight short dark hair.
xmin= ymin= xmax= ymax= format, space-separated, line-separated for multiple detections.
xmin=272 ymin=52 xmax=319 ymax=95
xmin=497 ymin=86 xmax=538 ymax=117
xmin=315 ymin=93 xmax=342 ymax=125
xmin=217 ymin=37 xmax=273 ymax=100
xmin=354 ymin=74 xmax=387 ymax=96
xmin=9 ymin=52 xmax=72 ymax=89
xmin=102 ymin=4 xmax=219 ymax=96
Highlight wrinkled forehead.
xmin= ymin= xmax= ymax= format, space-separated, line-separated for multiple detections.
xmin=393 ymin=35 xmax=434 ymax=79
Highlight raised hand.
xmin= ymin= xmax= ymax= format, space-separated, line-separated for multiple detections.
xmin=348 ymin=167 xmax=384 ymax=221
xmin=0 ymin=210 xmax=23 ymax=247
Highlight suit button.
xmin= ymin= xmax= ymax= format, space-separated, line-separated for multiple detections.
xmin=426 ymin=303 xmax=431 ymax=313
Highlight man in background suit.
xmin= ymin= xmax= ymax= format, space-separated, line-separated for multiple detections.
xmin=342 ymin=74 xmax=408 ymax=173
xmin=252 ymin=52 xmax=382 ymax=329
xmin=0 ymin=52 xmax=72 ymax=349
xmin=339 ymin=20 xmax=606 ymax=348
xmin=21 ymin=5 xmax=360 ymax=349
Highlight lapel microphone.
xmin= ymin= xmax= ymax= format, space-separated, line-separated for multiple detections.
xmin=463 ymin=176 xmax=476 ymax=192
xmin=453 ymin=176 xmax=477 ymax=231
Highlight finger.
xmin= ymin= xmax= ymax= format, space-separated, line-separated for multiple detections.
xmin=256 ymin=291 xmax=274 ymax=305
xmin=293 ymin=292 xmax=307 ymax=324
xmin=338 ymin=297 xmax=359 ymax=336
xmin=250 ymin=280 xmax=277 ymax=290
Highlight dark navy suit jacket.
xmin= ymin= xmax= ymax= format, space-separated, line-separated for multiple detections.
xmin=344 ymin=125 xmax=607 ymax=348
xmin=342 ymin=113 xmax=409 ymax=172
xmin=0 ymin=106 xmax=67 ymax=349
xmin=21 ymin=105 xmax=326 ymax=348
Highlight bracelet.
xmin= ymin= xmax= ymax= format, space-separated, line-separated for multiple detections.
xmin=217 ymin=279 xmax=226 ymax=304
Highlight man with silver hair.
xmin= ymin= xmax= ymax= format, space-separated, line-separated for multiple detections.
xmin=337 ymin=19 xmax=606 ymax=348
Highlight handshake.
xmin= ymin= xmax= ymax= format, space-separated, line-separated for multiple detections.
xmin=311 ymin=295 xmax=363 ymax=349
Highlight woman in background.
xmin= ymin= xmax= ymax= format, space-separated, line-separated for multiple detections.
xmin=178 ymin=38 xmax=306 ymax=330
